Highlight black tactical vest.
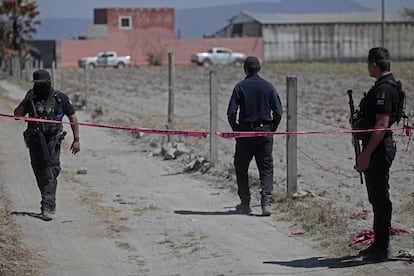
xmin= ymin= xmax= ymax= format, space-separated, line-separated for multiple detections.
xmin=354 ymin=78 xmax=398 ymax=141
xmin=359 ymin=79 xmax=399 ymax=127
xmin=28 ymin=90 xmax=63 ymax=136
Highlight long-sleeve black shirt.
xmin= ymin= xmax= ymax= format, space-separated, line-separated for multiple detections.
xmin=227 ymin=73 xmax=282 ymax=131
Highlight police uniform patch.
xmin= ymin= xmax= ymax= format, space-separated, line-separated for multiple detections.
xmin=376 ymin=91 xmax=385 ymax=99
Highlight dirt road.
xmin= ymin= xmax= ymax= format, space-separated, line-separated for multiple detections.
xmin=0 ymin=76 xmax=412 ymax=275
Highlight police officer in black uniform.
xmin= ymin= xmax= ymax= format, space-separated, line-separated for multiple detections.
xmin=14 ymin=69 xmax=80 ymax=221
xmin=356 ymin=47 xmax=399 ymax=261
xmin=227 ymin=56 xmax=282 ymax=216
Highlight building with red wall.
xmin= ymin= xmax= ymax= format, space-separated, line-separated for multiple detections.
xmin=59 ymin=7 xmax=263 ymax=68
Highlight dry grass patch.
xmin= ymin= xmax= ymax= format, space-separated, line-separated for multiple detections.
xmin=158 ymin=231 xmax=207 ymax=256
xmin=76 ymin=189 xmax=126 ymax=235
xmin=0 ymin=194 xmax=47 ymax=276
xmin=115 ymin=241 xmax=136 ymax=252
xmin=133 ymin=204 xmax=160 ymax=216
xmin=77 ymin=190 xmax=105 ymax=205
xmin=274 ymin=191 xmax=353 ymax=256
xmin=0 ymin=133 xmax=46 ymax=275
xmin=393 ymin=193 xmax=414 ymax=226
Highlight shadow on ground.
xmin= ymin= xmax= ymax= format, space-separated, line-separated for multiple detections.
xmin=175 ymin=209 xmax=244 ymax=216
xmin=10 ymin=211 xmax=43 ymax=220
xmin=175 ymin=204 xmax=275 ymax=217
xmin=264 ymin=255 xmax=401 ymax=269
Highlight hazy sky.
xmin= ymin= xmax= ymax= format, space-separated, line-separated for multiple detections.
xmin=35 ymin=0 xmax=414 ymax=18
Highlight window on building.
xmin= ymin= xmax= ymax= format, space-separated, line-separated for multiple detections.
xmin=119 ymin=16 xmax=132 ymax=29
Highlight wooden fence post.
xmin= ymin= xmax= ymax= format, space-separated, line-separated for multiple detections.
xmin=286 ymin=76 xmax=298 ymax=195
xmin=209 ymin=70 xmax=218 ymax=163
xmin=51 ymin=62 xmax=56 ymax=88
xmin=24 ymin=59 xmax=31 ymax=82
xmin=167 ymin=52 xmax=175 ymax=143
xmin=85 ymin=67 xmax=90 ymax=112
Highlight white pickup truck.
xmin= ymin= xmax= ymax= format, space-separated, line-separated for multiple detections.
xmin=191 ymin=47 xmax=245 ymax=67
xmin=78 ymin=51 xmax=131 ymax=69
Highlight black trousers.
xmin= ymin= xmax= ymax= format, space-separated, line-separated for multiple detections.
xmin=27 ymin=135 xmax=62 ymax=212
xmin=234 ymin=132 xmax=274 ymax=204
xmin=363 ymin=135 xmax=396 ymax=250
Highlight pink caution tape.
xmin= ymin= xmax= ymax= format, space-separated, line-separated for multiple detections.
xmin=350 ymin=227 xmax=410 ymax=247
xmin=350 ymin=229 xmax=374 ymax=246
xmin=0 ymin=113 xmax=411 ymax=139
xmin=350 ymin=210 xmax=371 ymax=219
xmin=1 ymin=113 xmax=209 ymax=138
xmin=291 ymin=230 xmax=305 ymax=235
xmin=216 ymin=126 xmax=410 ymax=138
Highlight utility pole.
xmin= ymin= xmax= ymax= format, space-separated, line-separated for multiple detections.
xmin=381 ymin=0 xmax=385 ymax=47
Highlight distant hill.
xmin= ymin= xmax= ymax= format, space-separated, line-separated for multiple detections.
xmin=33 ymin=0 xmax=371 ymax=40
xmin=34 ymin=18 xmax=92 ymax=40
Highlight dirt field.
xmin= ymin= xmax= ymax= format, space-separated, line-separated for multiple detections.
xmin=0 ymin=62 xmax=413 ymax=275
xmin=54 ymin=63 xmax=414 ymax=242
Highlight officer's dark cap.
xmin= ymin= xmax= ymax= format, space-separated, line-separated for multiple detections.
xmin=32 ymin=69 xmax=51 ymax=83
xmin=244 ymin=56 xmax=261 ymax=73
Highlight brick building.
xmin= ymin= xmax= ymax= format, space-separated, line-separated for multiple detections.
xmin=59 ymin=7 xmax=262 ymax=68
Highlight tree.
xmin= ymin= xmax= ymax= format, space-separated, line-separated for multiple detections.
xmin=402 ymin=8 xmax=414 ymax=19
xmin=0 ymin=0 xmax=40 ymax=59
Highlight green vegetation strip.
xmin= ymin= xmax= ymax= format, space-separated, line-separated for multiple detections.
xmin=264 ymin=61 xmax=414 ymax=79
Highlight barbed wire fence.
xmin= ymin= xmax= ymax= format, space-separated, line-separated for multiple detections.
xmin=50 ymin=60 xmax=413 ymax=196
xmin=3 ymin=57 xmax=44 ymax=82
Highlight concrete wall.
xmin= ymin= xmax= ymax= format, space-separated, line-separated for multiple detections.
xmin=263 ymin=22 xmax=414 ymax=62
xmin=386 ymin=23 xmax=414 ymax=60
xmin=59 ymin=37 xmax=263 ymax=68
xmin=87 ymin=24 xmax=107 ymax=39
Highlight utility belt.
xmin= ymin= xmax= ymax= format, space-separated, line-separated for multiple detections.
xmin=239 ymin=121 xmax=273 ymax=131
xmin=25 ymin=122 xmax=63 ymax=136
xmin=23 ymin=126 xmax=65 ymax=147
xmin=353 ymin=116 xmax=394 ymax=142
xmin=357 ymin=129 xmax=393 ymax=144
xmin=361 ymin=131 xmax=393 ymax=147
xmin=352 ymin=117 xmax=372 ymax=141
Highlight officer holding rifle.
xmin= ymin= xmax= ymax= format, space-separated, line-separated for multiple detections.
xmin=351 ymin=47 xmax=401 ymax=262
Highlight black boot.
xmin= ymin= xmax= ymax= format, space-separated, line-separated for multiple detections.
xmin=261 ymin=192 xmax=273 ymax=216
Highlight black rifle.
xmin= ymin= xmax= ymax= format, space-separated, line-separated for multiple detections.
xmin=29 ymin=99 xmax=66 ymax=179
xmin=347 ymin=90 xmax=364 ymax=185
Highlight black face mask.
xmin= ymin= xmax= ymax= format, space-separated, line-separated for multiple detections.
xmin=33 ymin=83 xmax=51 ymax=96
